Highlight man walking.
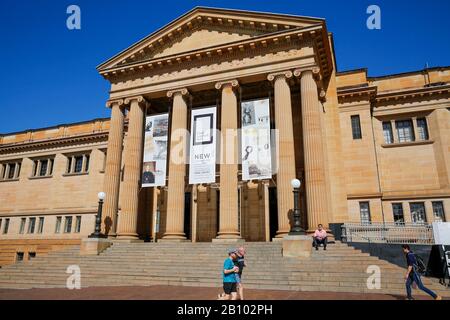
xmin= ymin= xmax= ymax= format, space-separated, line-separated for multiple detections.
xmin=402 ymin=244 xmax=442 ymax=300
xmin=313 ymin=224 xmax=327 ymax=250
xmin=218 ymin=248 xmax=239 ymax=300
xmin=235 ymin=246 xmax=246 ymax=300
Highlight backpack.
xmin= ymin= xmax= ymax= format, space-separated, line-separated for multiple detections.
xmin=414 ymin=254 xmax=427 ymax=275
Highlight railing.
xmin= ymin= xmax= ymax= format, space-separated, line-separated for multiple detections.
xmin=341 ymin=223 xmax=435 ymax=245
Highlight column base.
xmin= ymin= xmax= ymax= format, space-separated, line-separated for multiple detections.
xmin=162 ymin=233 xmax=187 ymax=241
xmin=282 ymin=235 xmax=312 ymax=258
xmin=116 ymin=233 xmax=139 ymax=240
xmin=158 ymin=239 xmax=191 ymax=243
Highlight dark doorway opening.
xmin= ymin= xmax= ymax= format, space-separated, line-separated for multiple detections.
xmin=184 ymin=192 xmax=191 ymax=240
xmin=269 ymin=187 xmax=278 ymax=240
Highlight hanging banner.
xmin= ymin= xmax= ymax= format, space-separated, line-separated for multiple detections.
xmin=189 ymin=106 xmax=217 ymax=184
xmin=142 ymin=113 xmax=169 ymax=187
xmin=241 ymin=98 xmax=272 ymax=181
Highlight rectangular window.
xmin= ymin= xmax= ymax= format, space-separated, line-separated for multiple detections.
xmin=16 ymin=252 xmax=24 ymax=262
xmin=39 ymin=160 xmax=48 ymax=177
xmin=396 ymin=120 xmax=415 ymax=143
xmin=0 ymin=219 xmax=2 ymax=232
xmin=410 ymin=202 xmax=427 ymax=224
xmin=37 ymin=217 xmax=44 ymax=234
xmin=392 ymin=203 xmax=405 ymax=225
xmin=27 ymin=217 xmax=36 ymax=234
xmin=19 ymin=218 xmax=26 ymax=234
xmin=49 ymin=159 xmax=54 ymax=175
xmin=416 ymin=118 xmax=429 ymax=140
xmin=351 ymin=115 xmax=362 ymax=139
xmin=64 ymin=216 xmax=73 ymax=233
xmin=359 ymin=202 xmax=371 ymax=224
xmin=28 ymin=252 xmax=36 ymax=260
xmin=3 ymin=218 xmax=9 ymax=234
xmin=382 ymin=121 xmax=394 ymax=144
xmin=67 ymin=157 xmax=72 ymax=173
xmin=75 ymin=216 xmax=82 ymax=233
xmin=74 ymin=157 xmax=83 ymax=173
xmin=55 ymin=216 xmax=62 ymax=233
xmin=8 ymin=163 xmax=16 ymax=179
xmin=432 ymin=201 xmax=446 ymax=222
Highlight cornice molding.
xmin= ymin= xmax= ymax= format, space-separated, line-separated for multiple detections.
xmin=0 ymin=132 xmax=109 ymax=155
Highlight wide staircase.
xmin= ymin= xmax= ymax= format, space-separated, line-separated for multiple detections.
xmin=0 ymin=241 xmax=448 ymax=297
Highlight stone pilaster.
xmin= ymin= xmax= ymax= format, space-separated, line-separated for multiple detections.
xmin=267 ymin=71 xmax=296 ymax=238
xmin=294 ymin=68 xmax=329 ymax=232
xmin=162 ymin=88 xmax=189 ymax=240
xmin=117 ymin=96 xmax=147 ymax=240
xmin=102 ymin=99 xmax=125 ymax=236
xmin=215 ymin=80 xmax=241 ymax=240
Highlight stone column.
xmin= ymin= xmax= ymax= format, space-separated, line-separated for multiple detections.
xmin=117 ymin=96 xmax=147 ymax=240
xmin=162 ymin=88 xmax=189 ymax=240
xmin=214 ymin=80 xmax=241 ymax=241
xmin=294 ymin=68 xmax=329 ymax=232
xmin=268 ymin=71 xmax=296 ymax=238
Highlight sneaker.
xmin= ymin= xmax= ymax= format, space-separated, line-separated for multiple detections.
xmin=435 ymin=296 xmax=442 ymax=300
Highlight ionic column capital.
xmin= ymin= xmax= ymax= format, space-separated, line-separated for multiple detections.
xmin=106 ymin=98 xmax=125 ymax=108
xmin=267 ymin=70 xmax=293 ymax=82
xmin=215 ymin=79 xmax=239 ymax=90
xmin=124 ymin=95 xmax=149 ymax=107
xmin=293 ymin=66 xmax=321 ymax=79
xmin=167 ymin=87 xmax=190 ymax=98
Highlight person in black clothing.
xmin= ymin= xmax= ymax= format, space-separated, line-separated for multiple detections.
xmin=235 ymin=246 xmax=246 ymax=300
xmin=402 ymin=244 xmax=441 ymax=300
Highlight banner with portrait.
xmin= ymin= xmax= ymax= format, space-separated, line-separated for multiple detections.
xmin=142 ymin=113 xmax=169 ymax=187
xmin=241 ymin=98 xmax=272 ymax=181
xmin=189 ymin=106 xmax=217 ymax=184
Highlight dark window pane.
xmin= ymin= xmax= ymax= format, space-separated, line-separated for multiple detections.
xmin=432 ymin=201 xmax=445 ymax=222
xmin=85 ymin=155 xmax=90 ymax=172
xmin=28 ymin=217 xmax=36 ymax=234
xmin=64 ymin=216 xmax=73 ymax=233
xmin=359 ymin=202 xmax=371 ymax=224
xmin=67 ymin=157 xmax=72 ymax=173
xmin=49 ymin=159 xmax=54 ymax=175
xmin=16 ymin=252 xmax=24 ymax=262
xmin=28 ymin=252 xmax=36 ymax=260
xmin=8 ymin=163 xmax=16 ymax=179
xmin=3 ymin=219 xmax=9 ymax=234
xmin=383 ymin=122 xmax=393 ymax=144
xmin=38 ymin=217 xmax=44 ymax=234
xmin=417 ymin=118 xmax=429 ymax=140
xmin=39 ymin=160 xmax=48 ymax=176
xmin=351 ymin=115 xmax=362 ymax=139
xmin=392 ymin=203 xmax=404 ymax=225
xmin=74 ymin=157 xmax=83 ymax=173
xmin=75 ymin=216 xmax=82 ymax=233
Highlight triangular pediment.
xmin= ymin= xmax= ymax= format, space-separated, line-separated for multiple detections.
xmin=97 ymin=7 xmax=325 ymax=71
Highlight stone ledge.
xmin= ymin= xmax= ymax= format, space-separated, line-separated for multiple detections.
xmin=80 ymin=238 xmax=112 ymax=255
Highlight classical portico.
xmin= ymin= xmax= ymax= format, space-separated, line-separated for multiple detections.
xmin=97 ymin=7 xmax=334 ymax=242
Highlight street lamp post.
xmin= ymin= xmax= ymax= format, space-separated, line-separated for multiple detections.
xmin=289 ymin=179 xmax=305 ymax=235
xmin=89 ymin=191 xmax=107 ymax=238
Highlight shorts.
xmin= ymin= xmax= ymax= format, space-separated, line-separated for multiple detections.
xmin=223 ymin=282 xmax=237 ymax=294
xmin=235 ymin=273 xmax=241 ymax=283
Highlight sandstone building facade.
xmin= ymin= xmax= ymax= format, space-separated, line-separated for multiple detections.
xmin=0 ymin=8 xmax=449 ymax=265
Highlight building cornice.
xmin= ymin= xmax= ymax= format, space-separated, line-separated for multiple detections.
xmin=0 ymin=132 xmax=108 ymax=155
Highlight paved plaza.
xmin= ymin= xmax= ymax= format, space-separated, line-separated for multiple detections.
xmin=0 ymin=285 xmax=443 ymax=300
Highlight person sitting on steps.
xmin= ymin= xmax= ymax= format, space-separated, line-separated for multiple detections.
xmin=312 ymin=224 xmax=327 ymax=251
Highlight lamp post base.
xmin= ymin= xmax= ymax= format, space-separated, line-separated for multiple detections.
xmin=80 ymin=237 xmax=112 ymax=255
xmin=282 ymin=235 xmax=312 ymax=258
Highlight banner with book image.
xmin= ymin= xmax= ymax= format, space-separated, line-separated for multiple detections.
xmin=189 ymin=106 xmax=217 ymax=184
xmin=142 ymin=113 xmax=169 ymax=187
xmin=241 ymin=98 xmax=272 ymax=180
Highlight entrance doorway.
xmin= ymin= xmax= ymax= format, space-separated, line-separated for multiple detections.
xmin=184 ymin=192 xmax=191 ymax=240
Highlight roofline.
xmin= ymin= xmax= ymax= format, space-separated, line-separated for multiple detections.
xmin=96 ymin=6 xmax=326 ymax=71
xmin=0 ymin=117 xmax=110 ymax=137
xmin=336 ymin=65 xmax=450 ymax=79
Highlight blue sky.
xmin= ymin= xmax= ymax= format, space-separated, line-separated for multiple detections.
xmin=1 ymin=0 xmax=449 ymax=134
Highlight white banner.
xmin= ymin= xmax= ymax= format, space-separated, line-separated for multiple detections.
xmin=189 ymin=106 xmax=217 ymax=184
xmin=241 ymin=98 xmax=272 ymax=181
xmin=142 ymin=113 xmax=169 ymax=187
